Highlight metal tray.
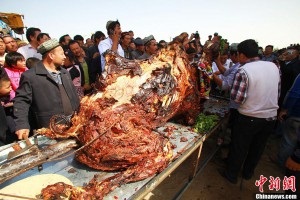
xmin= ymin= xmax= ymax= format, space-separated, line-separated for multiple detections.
xmin=0 ymin=98 xmax=229 ymax=199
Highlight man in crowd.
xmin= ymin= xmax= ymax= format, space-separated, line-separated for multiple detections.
xmin=158 ymin=40 xmax=167 ymax=49
xmin=85 ymin=38 xmax=94 ymax=48
xmin=128 ymin=30 xmax=134 ymax=39
xmin=211 ymin=50 xmax=231 ymax=73
xmin=31 ymin=32 xmax=51 ymax=60
xmin=261 ymin=45 xmax=277 ymax=63
xmin=86 ymin=31 xmax=106 ymax=77
xmin=219 ymin=39 xmax=281 ymax=184
xmin=17 ymin=27 xmax=41 ymax=60
xmin=87 ymin=31 xmax=105 ymax=62
xmin=0 ymin=40 xmax=6 ymax=66
xmin=280 ymin=74 xmax=300 ymax=195
xmin=278 ymin=48 xmax=300 ymax=108
xmin=73 ymin=35 xmax=85 ymax=48
xmin=59 ymin=34 xmax=72 ymax=50
xmin=37 ymin=33 xmax=51 ymax=46
xmin=120 ymin=32 xmax=133 ymax=60
xmin=139 ymin=35 xmax=158 ymax=59
xmin=68 ymin=40 xmax=93 ymax=94
xmin=13 ymin=39 xmax=80 ymax=140
xmin=2 ymin=35 xmax=18 ymax=53
xmin=98 ymin=20 xmax=124 ymax=71
xmin=131 ymin=37 xmax=144 ymax=60
xmin=271 ymin=48 xmax=300 ymax=167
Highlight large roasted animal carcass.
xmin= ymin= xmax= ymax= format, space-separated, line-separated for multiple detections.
xmin=38 ymin=40 xmax=217 ymax=199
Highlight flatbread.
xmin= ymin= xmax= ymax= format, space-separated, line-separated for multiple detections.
xmin=0 ymin=174 xmax=73 ymax=199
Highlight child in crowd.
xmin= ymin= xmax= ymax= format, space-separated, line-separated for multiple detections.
xmin=26 ymin=57 xmax=40 ymax=69
xmin=3 ymin=52 xmax=28 ymax=141
xmin=63 ymin=51 xmax=84 ymax=99
xmin=4 ymin=52 xmax=28 ymax=102
xmin=0 ymin=68 xmax=17 ymax=145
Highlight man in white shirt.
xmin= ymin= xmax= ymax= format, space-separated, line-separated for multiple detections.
xmin=212 ymin=51 xmax=232 ymax=73
xmin=98 ymin=20 xmax=124 ymax=72
xmin=30 ymin=33 xmax=51 ymax=60
xmin=17 ymin=27 xmax=41 ymax=60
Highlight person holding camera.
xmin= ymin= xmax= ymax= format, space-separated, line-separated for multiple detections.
xmin=193 ymin=31 xmax=203 ymax=58
xmin=174 ymin=32 xmax=194 ymax=51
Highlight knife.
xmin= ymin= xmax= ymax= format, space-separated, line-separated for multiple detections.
xmin=5 ymin=136 xmax=36 ymax=162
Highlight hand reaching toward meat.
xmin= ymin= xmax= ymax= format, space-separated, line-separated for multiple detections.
xmin=15 ymin=129 xmax=29 ymax=140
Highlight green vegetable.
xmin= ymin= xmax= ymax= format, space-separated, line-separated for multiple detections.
xmin=219 ymin=38 xmax=226 ymax=55
xmin=193 ymin=113 xmax=219 ymax=133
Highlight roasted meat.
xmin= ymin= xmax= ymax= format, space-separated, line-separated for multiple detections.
xmin=38 ymin=40 xmax=217 ymax=199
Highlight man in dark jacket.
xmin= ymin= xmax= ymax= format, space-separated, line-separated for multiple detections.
xmin=14 ymin=39 xmax=80 ymax=140
xmin=276 ymin=74 xmax=300 ymax=167
xmin=69 ymin=40 xmax=95 ymax=95
xmin=278 ymin=48 xmax=300 ymax=108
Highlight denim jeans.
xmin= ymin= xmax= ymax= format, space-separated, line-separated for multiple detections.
xmin=278 ymin=117 xmax=300 ymax=167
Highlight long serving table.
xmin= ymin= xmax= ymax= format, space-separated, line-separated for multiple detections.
xmin=0 ymin=98 xmax=229 ymax=200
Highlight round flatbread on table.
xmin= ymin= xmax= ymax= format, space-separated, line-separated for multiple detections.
xmin=0 ymin=174 xmax=73 ymax=199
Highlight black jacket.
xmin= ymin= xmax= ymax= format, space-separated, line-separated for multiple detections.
xmin=0 ymin=105 xmax=8 ymax=145
xmin=279 ymin=59 xmax=300 ymax=107
xmin=68 ymin=64 xmax=85 ymax=86
xmin=75 ymin=56 xmax=100 ymax=85
xmin=13 ymin=61 xmax=80 ymax=130
xmin=86 ymin=45 xmax=102 ymax=82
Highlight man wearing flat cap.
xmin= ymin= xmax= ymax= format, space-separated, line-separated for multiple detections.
xmin=13 ymin=39 xmax=80 ymax=140
xmin=138 ymin=35 xmax=158 ymax=59
xmin=131 ymin=37 xmax=145 ymax=60
xmin=98 ymin=20 xmax=124 ymax=72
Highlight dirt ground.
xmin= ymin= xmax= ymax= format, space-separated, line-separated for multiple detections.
xmin=143 ymin=131 xmax=286 ymax=200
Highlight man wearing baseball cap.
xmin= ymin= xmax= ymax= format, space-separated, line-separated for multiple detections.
xmin=14 ymin=38 xmax=80 ymax=140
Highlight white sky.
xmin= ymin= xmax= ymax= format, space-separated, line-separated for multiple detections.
xmin=2 ymin=0 xmax=300 ymax=49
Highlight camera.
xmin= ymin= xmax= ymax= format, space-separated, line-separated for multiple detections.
xmin=194 ymin=31 xmax=199 ymax=39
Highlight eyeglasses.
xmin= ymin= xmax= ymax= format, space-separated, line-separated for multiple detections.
xmin=4 ymin=40 xmax=16 ymax=45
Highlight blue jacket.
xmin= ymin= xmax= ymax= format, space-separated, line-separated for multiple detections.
xmin=282 ymin=74 xmax=300 ymax=118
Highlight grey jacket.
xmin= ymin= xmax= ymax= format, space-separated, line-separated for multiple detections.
xmin=138 ymin=52 xmax=151 ymax=60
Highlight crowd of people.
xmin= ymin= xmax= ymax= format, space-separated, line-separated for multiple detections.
xmin=0 ymin=20 xmax=300 ymax=194
xmin=208 ymin=38 xmax=300 ymax=194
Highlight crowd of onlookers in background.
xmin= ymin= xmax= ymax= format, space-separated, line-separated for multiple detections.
xmin=0 ymin=20 xmax=299 ymax=144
